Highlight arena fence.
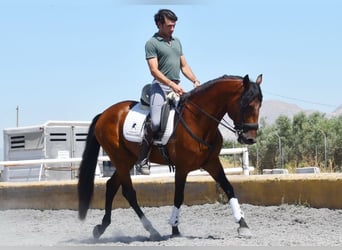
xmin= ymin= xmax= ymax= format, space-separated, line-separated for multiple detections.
xmin=0 ymin=174 xmax=341 ymax=210
xmin=0 ymin=148 xmax=252 ymax=182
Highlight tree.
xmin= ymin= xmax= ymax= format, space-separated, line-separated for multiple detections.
xmin=223 ymin=112 xmax=342 ymax=172
xmin=327 ymin=115 xmax=342 ymax=170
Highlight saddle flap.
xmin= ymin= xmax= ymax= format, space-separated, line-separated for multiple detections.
xmin=123 ymin=103 xmax=175 ymax=145
xmin=123 ymin=103 xmax=149 ymax=141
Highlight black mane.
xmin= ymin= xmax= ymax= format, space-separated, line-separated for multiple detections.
xmin=181 ymin=75 xmax=243 ymax=101
xmin=180 ymin=74 xmax=262 ymax=108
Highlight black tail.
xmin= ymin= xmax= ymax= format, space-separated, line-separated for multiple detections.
xmin=78 ymin=114 xmax=102 ymax=220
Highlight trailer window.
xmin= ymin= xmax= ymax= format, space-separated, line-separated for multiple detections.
xmin=9 ymin=132 xmax=44 ymax=150
xmin=10 ymin=136 xmax=25 ymax=149
xmin=49 ymin=133 xmax=67 ymax=142
xmin=75 ymin=133 xmax=87 ymax=141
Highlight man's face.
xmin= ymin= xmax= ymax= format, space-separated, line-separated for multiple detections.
xmin=158 ymin=17 xmax=176 ymax=38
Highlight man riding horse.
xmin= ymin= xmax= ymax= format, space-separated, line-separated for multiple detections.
xmin=78 ymin=8 xmax=263 ymax=240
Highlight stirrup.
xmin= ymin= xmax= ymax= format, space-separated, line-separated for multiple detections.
xmin=135 ymin=159 xmax=150 ymax=175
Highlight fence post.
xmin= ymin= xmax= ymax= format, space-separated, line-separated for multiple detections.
xmin=242 ymin=147 xmax=249 ymax=175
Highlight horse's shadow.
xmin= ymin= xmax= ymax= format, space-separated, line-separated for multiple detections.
xmin=62 ymin=233 xmax=223 ymax=245
xmin=81 ymin=235 xmax=154 ymax=244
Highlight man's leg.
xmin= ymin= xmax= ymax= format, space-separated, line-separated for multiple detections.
xmin=135 ymin=83 xmax=165 ymax=175
xmin=135 ymin=120 xmax=153 ymax=175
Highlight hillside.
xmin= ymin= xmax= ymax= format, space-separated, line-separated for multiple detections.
xmin=331 ymin=104 xmax=342 ymax=116
xmin=259 ymin=100 xmax=301 ymax=124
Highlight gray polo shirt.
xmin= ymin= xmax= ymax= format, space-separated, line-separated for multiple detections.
xmin=145 ymin=33 xmax=183 ymax=83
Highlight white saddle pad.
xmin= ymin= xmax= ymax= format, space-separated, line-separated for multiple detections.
xmin=123 ymin=103 xmax=175 ymax=145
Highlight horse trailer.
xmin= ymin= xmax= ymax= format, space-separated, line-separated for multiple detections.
xmin=1 ymin=121 xmax=111 ymax=182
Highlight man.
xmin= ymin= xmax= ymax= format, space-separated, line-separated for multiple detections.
xmin=135 ymin=9 xmax=200 ymax=175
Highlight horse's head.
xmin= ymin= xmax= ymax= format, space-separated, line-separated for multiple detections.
xmin=233 ymin=74 xmax=263 ymax=145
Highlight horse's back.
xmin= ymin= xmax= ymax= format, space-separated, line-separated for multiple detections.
xmin=95 ymin=100 xmax=137 ymax=146
xmin=100 ymin=100 xmax=137 ymax=121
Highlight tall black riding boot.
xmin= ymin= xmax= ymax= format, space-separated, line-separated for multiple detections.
xmin=135 ymin=123 xmax=154 ymax=175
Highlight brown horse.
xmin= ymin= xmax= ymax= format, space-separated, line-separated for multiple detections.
xmin=78 ymin=74 xmax=263 ymax=240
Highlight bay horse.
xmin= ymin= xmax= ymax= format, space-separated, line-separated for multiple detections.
xmin=78 ymin=74 xmax=263 ymax=240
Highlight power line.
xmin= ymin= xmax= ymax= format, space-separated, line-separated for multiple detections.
xmin=264 ymin=91 xmax=336 ymax=108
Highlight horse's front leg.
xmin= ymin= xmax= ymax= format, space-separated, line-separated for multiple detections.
xmin=218 ymin=171 xmax=252 ymax=238
xmin=206 ymin=162 xmax=252 ymax=239
xmin=93 ymin=172 xmax=120 ymax=239
xmin=169 ymin=170 xmax=187 ymax=237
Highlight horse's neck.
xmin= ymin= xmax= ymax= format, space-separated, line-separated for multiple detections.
xmin=185 ymin=80 xmax=241 ymax=131
xmin=192 ymin=80 xmax=241 ymax=119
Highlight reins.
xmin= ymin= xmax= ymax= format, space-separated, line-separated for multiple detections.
xmin=174 ymin=89 xmax=260 ymax=147
xmin=173 ymin=102 xmax=213 ymax=149
xmin=171 ymin=76 xmax=262 ymax=148
xmin=186 ymin=99 xmax=237 ymax=134
xmin=173 ymin=99 xmax=238 ymax=150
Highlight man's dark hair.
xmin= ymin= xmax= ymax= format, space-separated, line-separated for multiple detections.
xmin=154 ymin=9 xmax=178 ymax=26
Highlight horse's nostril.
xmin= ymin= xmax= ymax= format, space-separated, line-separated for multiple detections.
xmin=238 ymin=135 xmax=256 ymax=145
xmin=247 ymin=138 xmax=256 ymax=144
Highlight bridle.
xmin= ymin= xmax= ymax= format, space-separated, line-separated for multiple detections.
xmin=235 ymin=81 xmax=263 ymax=137
xmin=174 ymin=82 xmax=262 ymax=146
xmin=172 ymin=99 xmax=255 ymax=151
xmin=234 ymin=105 xmax=259 ymax=139
xmin=184 ymin=96 xmax=260 ymax=140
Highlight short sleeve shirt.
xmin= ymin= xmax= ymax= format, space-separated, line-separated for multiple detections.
xmin=145 ymin=33 xmax=183 ymax=81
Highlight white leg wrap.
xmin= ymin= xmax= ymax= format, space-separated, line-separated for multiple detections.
xmin=168 ymin=206 xmax=180 ymax=226
xmin=229 ymin=198 xmax=244 ymax=223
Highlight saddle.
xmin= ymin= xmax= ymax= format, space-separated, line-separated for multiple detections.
xmin=123 ymin=84 xmax=179 ymax=145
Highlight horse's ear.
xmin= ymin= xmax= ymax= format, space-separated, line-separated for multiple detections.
xmin=256 ymin=74 xmax=263 ymax=85
xmin=243 ymin=74 xmax=250 ymax=88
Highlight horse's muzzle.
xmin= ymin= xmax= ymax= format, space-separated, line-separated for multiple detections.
xmin=236 ymin=123 xmax=259 ymax=145
xmin=238 ymin=133 xmax=256 ymax=145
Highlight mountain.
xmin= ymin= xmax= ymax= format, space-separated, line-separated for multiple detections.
xmin=259 ymin=100 xmax=317 ymax=124
xmin=331 ymin=104 xmax=342 ymax=116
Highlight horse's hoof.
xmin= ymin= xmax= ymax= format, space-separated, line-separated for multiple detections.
xmin=150 ymin=231 xmax=162 ymax=241
xmin=237 ymin=226 xmax=252 ymax=239
xmin=171 ymin=226 xmax=181 ymax=237
xmin=171 ymin=233 xmax=181 ymax=238
xmin=93 ymin=224 xmax=104 ymax=239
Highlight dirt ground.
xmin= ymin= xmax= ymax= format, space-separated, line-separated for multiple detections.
xmin=1 ymin=203 xmax=341 ymax=246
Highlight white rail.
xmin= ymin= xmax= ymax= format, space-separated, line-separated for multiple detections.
xmin=0 ymin=156 xmax=110 ymax=167
xmin=0 ymin=148 xmax=250 ymax=181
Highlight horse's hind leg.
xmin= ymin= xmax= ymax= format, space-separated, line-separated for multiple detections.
xmin=93 ymin=171 xmax=120 ymax=239
xmin=121 ymin=177 xmax=161 ymax=240
xmin=204 ymin=159 xmax=252 ymax=238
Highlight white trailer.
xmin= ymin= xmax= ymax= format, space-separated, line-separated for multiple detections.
xmin=1 ymin=121 xmax=105 ymax=181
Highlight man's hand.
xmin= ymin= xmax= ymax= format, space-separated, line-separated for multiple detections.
xmin=170 ymin=81 xmax=184 ymax=96
xmin=193 ymin=80 xmax=200 ymax=88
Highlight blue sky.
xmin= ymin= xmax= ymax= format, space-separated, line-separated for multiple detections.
xmin=0 ymin=0 xmax=341 ymax=158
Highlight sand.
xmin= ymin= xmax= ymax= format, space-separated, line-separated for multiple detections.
xmin=0 ymin=203 xmax=341 ymax=246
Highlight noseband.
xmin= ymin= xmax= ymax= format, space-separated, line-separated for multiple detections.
xmin=234 ymin=108 xmax=260 ymax=137
xmin=234 ymin=123 xmax=259 ymax=136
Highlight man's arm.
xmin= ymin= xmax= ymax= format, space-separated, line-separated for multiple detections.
xmin=147 ymin=57 xmax=184 ymax=95
xmin=180 ymin=55 xmax=200 ymax=87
